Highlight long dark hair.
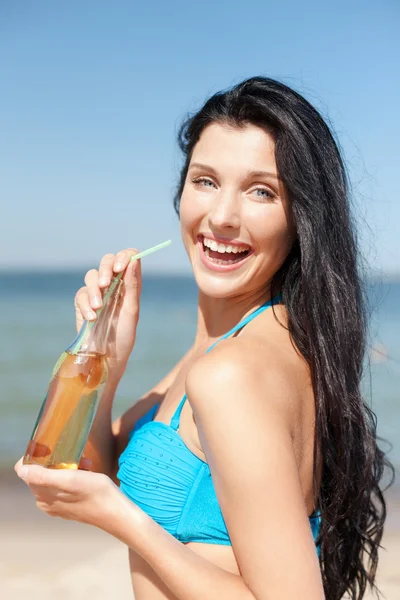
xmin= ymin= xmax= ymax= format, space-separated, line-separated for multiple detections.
xmin=173 ymin=77 xmax=393 ymax=600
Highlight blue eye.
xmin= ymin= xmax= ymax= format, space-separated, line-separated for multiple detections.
xmin=253 ymin=188 xmax=275 ymax=200
xmin=256 ymin=188 xmax=269 ymax=197
xmin=192 ymin=177 xmax=216 ymax=188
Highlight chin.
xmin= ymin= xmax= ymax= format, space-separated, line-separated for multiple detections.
xmin=191 ymin=255 xmax=261 ymax=300
xmin=194 ymin=272 xmax=244 ymax=299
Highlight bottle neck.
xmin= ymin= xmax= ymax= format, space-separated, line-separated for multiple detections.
xmin=67 ymin=278 xmax=124 ymax=355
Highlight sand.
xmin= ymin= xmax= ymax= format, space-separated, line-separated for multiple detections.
xmin=1 ymin=474 xmax=399 ymax=600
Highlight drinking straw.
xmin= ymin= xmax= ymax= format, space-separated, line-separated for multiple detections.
xmin=66 ymin=239 xmax=172 ymax=356
xmin=91 ymin=239 xmax=171 ymax=320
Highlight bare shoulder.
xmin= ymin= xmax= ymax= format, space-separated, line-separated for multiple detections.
xmin=186 ymin=304 xmax=311 ymax=430
xmin=185 ymin=306 xmax=323 ymax=598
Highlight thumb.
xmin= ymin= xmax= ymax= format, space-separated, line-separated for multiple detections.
xmin=15 ymin=461 xmax=50 ymax=486
xmin=123 ymin=259 xmax=142 ymax=302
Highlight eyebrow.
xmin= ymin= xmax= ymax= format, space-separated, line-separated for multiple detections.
xmin=189 ymin=162 xmax=281 ymax=181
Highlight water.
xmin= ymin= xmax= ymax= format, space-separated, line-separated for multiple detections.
xmin=0 ymin=271 xmax=399 ymax=472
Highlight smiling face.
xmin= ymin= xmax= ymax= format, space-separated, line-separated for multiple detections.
xmin=179 ymin=122 xmax=295 ymax=301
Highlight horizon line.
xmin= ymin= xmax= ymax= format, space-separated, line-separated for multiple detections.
xmin=0 ymin=266 xmax=399 ymax=281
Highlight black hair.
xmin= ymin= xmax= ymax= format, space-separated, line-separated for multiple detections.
xmin=173 ymin=76 xmax=393 ymax=600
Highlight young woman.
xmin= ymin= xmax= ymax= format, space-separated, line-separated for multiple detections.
xmin=16 ymin=77 xmax=391 ymax=600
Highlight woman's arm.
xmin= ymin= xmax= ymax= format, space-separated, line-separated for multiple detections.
xmin=15 ymin=459 xmax=255 ymax=599
xmin=74 ymin=247 xmax=189 ymax=479
xmin=16 ymin=337 xmax=324 ymax=599
xmin=105 ymin=337 xmax=324 ymax=600
xmin=107 ymin=499 xmax=257 ymax=600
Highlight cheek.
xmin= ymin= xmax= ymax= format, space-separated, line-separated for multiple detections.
xmin=179 ymin=190 xmax=204 ymax=236
xmin=250 ymin=207 xmax=294 ymax=260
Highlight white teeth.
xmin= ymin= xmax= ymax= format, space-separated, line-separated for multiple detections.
xmin=210 ymin=241 xmax=219 ymax=251
xmin=202 ymin=237 xmax=250 ymax=254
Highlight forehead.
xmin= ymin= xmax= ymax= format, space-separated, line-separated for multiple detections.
xmin=190 ymin=122 xmax=277 ymax=173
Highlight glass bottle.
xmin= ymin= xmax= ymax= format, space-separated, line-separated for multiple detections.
xmin=23 ymin=278 xmax=124 ymax=469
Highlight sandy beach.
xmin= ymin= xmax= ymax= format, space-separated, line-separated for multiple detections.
xmin=1 ymin=472 xmax=399 ymax=600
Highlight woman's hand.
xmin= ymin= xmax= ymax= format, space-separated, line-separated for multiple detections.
xmin=74 ymin=248 xmax=142 ymax=379
xmin=14 ymin=458 xmax=123 ymax=529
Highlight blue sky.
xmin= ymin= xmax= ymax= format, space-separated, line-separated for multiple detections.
xmin=1 ymin=0 xmax=399 ymax=273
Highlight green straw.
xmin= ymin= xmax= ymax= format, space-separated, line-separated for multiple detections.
xmin=91 ymin=239 xmax=172 ymax=322
xmin=69 ymin=240 xmax=172 ymax=353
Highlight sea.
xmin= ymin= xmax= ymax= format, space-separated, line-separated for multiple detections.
xmin=0 ymin=271 xmax=399 ymax=475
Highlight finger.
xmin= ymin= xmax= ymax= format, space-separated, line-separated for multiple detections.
xmin=98 ymin=253 xmax=115 ymax=288
xmin=84 ymin=269 xmax=102 ymax=310
xmin=16 ymin=463 xmax=76 ymax=490
xmin=75 ymin=287 xmax=97 ymax=321
xmin=14 ymin=457 xmax=24 ymax=473
xmin=36 ymin=500 xmax=51 ymax=513
xmin=113 ymin=248 xmax=139 ymax=275
xmin=123 ymin=258 xmax=142 ymax=305
xmin=15 ymin=463 xmax=51 ymax=486
xmin=29 ymin=484 xmax=52 ymax=498
xmin=123 ymin=248 xmax=142 ymax=293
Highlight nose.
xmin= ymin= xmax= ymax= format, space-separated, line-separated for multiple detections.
xmin=208 ymin=188 xmax=241 ymax=231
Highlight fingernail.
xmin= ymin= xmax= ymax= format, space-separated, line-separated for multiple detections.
xmin=87 ymin=310 xmax=97 ymax=320
xmin=92 ymin=295 xmax=102 ymax=308
xmin=99 ymin=276 xmax=109 ymax=286
xmin=114 ymin=261 xmax=123 ymax=271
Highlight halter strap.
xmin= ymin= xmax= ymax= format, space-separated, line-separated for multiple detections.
xmin=170 ymin=294 xmax=282 ymax=431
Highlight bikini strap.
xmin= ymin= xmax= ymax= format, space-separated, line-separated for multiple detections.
xmin=170 ymin=294 xmax=282 ymax=431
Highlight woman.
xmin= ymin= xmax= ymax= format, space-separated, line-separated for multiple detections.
xmin=15 ymin=77 xmax=391 ymax=600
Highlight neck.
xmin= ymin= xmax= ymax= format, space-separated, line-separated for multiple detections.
xmin=193 ymin=286 xmax=273 ymax=348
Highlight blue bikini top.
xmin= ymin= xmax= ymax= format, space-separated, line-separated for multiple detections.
xmin=118 ymin=296 xmax=321 ymax=550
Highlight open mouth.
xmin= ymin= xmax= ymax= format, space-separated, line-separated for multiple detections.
xmin=200 ymin=235 xmax=253 ymax=267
